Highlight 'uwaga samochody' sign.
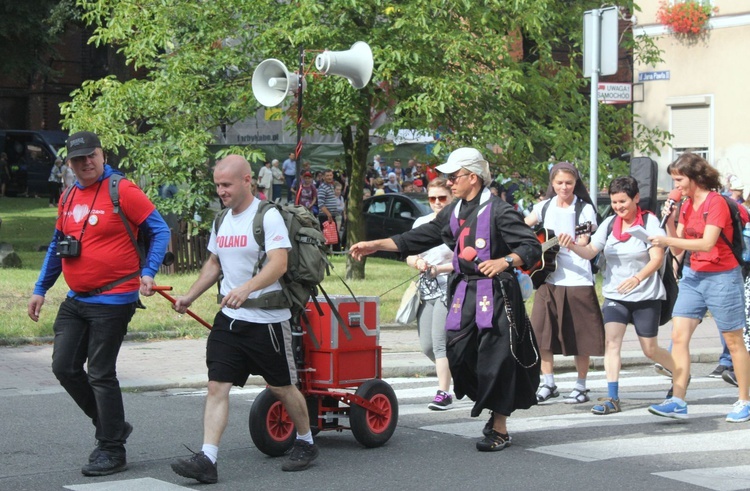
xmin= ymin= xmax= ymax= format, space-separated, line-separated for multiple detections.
xmin=597 ymin=83 xmax=632 ymax=104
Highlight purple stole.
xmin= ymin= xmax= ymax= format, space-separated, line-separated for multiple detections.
xmin=445 ymin=198 xmax=494 ymax=330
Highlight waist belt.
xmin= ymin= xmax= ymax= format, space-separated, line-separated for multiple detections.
xmin=217 ymin=289 xmax=292 ymax=310
xmin=73 ymin=271 xmax=140 ymax=298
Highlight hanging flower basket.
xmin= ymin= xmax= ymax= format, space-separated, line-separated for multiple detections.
xmin=656 ymin=1 xmax=718 ymax=35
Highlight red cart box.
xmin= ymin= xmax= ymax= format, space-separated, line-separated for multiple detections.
xmin=302 ymin=295 xmax=380 ymax=387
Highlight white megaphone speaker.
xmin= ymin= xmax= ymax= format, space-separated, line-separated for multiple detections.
xmin=315 ymin=41 xmax=373 ymax=89
xmin=252 ymin=58 xmax=301 ymax=107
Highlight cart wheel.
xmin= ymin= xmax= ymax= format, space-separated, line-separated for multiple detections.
xmin=249 ymin=388 xmax=295 ymax=457
xmin=350 ymin=379 xmax=398 ymax=448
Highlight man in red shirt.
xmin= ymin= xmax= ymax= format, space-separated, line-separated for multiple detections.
xmin=27 ymin=131 xmax=170 ymax=476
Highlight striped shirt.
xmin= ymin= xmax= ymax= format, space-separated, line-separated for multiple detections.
xmin=317 ymin=182 xmax=339 ymax=217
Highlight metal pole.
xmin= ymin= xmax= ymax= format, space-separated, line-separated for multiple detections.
xmin=589 ymin=9 xmax=601 ymax=210
xmin=295 ymin=46 xmax=304 ymax=192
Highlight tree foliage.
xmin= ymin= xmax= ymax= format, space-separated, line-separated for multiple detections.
xmin=62 ymin=0 xmax=665 ymax=278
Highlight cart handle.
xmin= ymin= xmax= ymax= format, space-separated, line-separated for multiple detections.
xmin=152 ymin=286 xmax=212 ymax=330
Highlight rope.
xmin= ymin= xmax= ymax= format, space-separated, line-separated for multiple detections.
xmin=377 ymin=272 xmax=421 ymax=298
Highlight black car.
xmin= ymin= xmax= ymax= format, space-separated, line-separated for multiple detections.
xmin=362 ymin=192 xmax=432 ymax=259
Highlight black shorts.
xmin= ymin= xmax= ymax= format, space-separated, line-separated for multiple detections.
xmin=601 ymin=298 xmax=661 ymax=338
xmin=206 ymin=311 xmax=296 ymax=387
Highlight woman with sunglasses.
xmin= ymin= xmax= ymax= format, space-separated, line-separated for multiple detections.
xmin=647 ymin=153 xmax=750 ymax=422
xmin=524 ymin=162 xmax=605 ymax=404
xmin=405 ymin=178 xmax=455 ymax=410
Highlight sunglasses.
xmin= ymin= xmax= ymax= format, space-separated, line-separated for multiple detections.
xmin=428 ymin=195 xmax=449 ymax=203
xmin=443 ymin=173 xmax=472 ymax=183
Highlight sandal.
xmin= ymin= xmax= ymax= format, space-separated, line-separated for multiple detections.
xmin=591 ymin=397 xmax=621 ymax=415
xmin=483 ymin=412 xmax=494 ymax=437
xmin=476 ymin=430 xmax=512 ymax=452
xmin=564 ymin=388 xmax=591 ymax=404
xmin=536 ymin=384 xmax=560 ymax=402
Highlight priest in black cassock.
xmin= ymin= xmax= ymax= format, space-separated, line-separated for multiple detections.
xmin=350 ymin=148 xmax=542 ymax=452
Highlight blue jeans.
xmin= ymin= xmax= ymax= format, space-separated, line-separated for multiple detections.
xmin=51 ymin=298 xmax=136 ymax=455
xmin=272 ymin=183 xmax=282 ymax=202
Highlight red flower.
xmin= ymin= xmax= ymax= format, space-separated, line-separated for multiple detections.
xmin=656 ymin=0 xmax=718 ymax=35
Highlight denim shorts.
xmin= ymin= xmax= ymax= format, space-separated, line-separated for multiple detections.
xmin=671 ymin=266 xmax=746 ymax=332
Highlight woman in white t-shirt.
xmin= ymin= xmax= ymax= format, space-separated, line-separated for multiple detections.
xmin=405 ymin=178 xmax=455 ymax=411
xmin=559 ymin=176 xmax=674 ymax=414
xmin=525 ymin=162 xmax=605 ymax=404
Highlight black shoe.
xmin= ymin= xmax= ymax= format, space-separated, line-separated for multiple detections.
xmin=476 ymin=430 xmax=512 ymax=452
xmin=81 ymin=451 xmax=127 ymax=476
xmin=171 ymin=450 xmax=218 ymax=484
xmin=482 ymin=412 xmax=494 ymax=437
xmin=89 ymin=422 xmax=133 ymax=463
xmin=708 ymin=365 xmax=730 ymax=378
xmin=281 ymin=439 xmax=319 ymax=472
xmin=666 ymin=375 xmax=692 ymax=399
xmin=722 ymin=370 xmax=738 ymax=387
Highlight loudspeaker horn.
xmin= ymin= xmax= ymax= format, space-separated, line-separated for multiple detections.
xmin=315 ymin=41 xmax=373 ymax=89
xmin=251 ymin=58 xmax=301 ymax=107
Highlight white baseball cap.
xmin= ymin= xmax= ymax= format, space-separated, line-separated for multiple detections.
xmin=436 ymin=148 xmax=492 ymax=184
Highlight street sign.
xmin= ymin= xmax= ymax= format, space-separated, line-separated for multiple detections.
xmin=598 ymin=83 xmax=632 ymax=104
xmin=583 ymin=6 xmax=619 ymax=77
xmin=638 ymin=71 xmax=670 ymax=82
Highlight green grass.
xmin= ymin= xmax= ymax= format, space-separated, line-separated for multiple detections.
xmin=0 ymin=198 xmax=603 ymax=342
xmin=0 ymin=198 xmax=415 ymax=341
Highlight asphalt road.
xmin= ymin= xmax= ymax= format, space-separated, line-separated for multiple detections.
xmin=1 ymin=362 xmax=749 ymax=491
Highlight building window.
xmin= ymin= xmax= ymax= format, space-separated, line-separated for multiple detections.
xmin=667 ymin=95 xmax=712 ymax=163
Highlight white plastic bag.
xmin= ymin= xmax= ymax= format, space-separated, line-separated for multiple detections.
xmin=395 ymin=282 xmax=419 ymax=324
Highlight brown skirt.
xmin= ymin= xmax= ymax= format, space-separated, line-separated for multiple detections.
xmin=530 ymin=284 xmax=604 ymax=356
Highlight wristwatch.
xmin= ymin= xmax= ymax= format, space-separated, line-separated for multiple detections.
xmin=504 ymin=255 xmax=514 ymax=267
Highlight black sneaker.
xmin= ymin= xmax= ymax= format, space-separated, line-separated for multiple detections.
xmin=654 ymin=363 xmax=672 ymax=378
xmin=666 ymin=375 xmax=691 ymax=399
xmin=476 ymin=430 xmax=512 ymax=452
xmin=281 ymin=439 xmax=319 ymax=472
xmin=171 ymin=450 xmax=218 ymax=484
xmin=708 ymin=365 xmax=730 ymax=378
xmin=89 ymin=422 xmax=133 ymax=463
xmin=428 ymin=390 xmax=454 ymax=411
xmin=81 ymin=451 xmax=127 ymax=476
xmin=722 ymin=370 xmax=738 ymax=387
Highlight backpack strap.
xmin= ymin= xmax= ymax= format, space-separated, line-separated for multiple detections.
xmin=701 ymin=192 xmax=737 ymax=261
xmin=540 ymin=197 xmax=585 ymax=225
xmin=72 ymin=175 xmax=142 ymax=298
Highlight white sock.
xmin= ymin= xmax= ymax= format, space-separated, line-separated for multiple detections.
xmin=575 ymin=378 xmax=586 ymax=391
xmin=202 ymin=444 xmax=218 ymax=464
xmin=671 ymin=397 xmax=686 ymax=406
xmin=543 ymin=374 xmax=555 ymax=387
xmin=297 ymin=431 xmax=314 ymax=445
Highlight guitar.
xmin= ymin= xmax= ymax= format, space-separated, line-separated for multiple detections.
xmin=522 ymin=222 xmax=593 ymax=289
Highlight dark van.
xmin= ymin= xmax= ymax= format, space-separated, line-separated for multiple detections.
xmin=0 ymin=130 xmax=67 ymax=197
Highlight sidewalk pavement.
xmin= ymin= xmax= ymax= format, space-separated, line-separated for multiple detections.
xmin=0 ymin=318 xmax=725 ymax=396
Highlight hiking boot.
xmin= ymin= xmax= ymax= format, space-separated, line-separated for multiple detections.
xmin=428 ymin=390 xmax=453 ymax=411
xmin=476 ymin=430 xmax=512 ymax=452
xmin=81 ymin=451 xmax=127 ymax=476
xmin=648 ymin=398 xmax=688 ymax=420
xmin=171 ymin=450 xmax=218 ymax=484
xmin=722 ymin=370 xmax=738 ymax=387
xmin=708 ymin=364 xmax=730 ymax=378
xmin=281 ymin=439 xmax=319 ymax=472
xmin=89 ymin=422 xmax=133 ymax=463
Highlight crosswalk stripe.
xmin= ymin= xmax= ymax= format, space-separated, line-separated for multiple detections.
xmin=64 ymin=477 xmax=190 ymax=490
xmin=652 ymin=465 xmax=750 ymax=491
xmin=528 ymin=428 xmax=750 ymax=462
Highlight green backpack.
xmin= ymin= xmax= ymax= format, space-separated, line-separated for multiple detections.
xmin=214 ymin=200 xmax=331 ymax=317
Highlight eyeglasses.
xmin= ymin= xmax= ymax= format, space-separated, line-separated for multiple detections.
xmin=444 ymin=173 xmax=471 ymax=183
xmin=428 ymin=195 xmax=449 ymax=203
